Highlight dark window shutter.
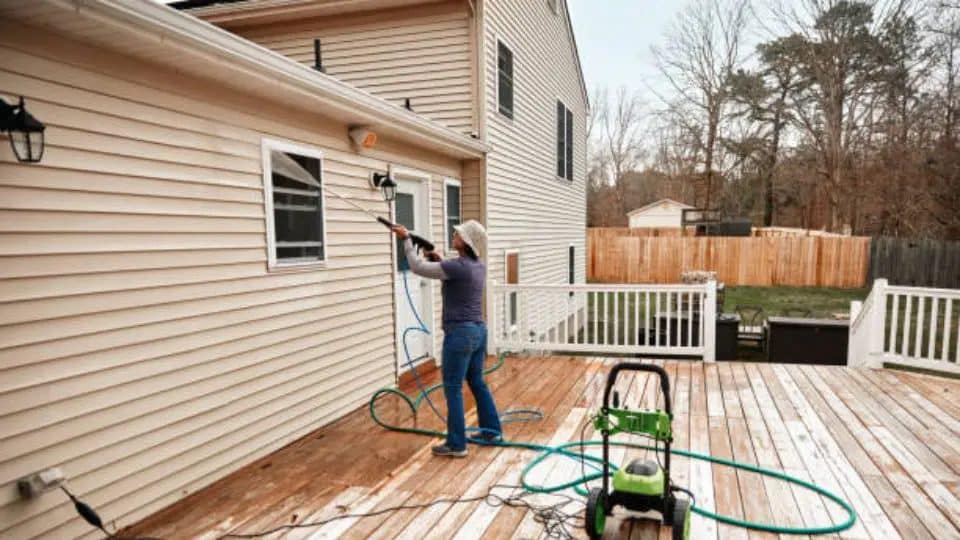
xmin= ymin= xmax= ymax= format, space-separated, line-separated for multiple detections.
xmin=556 ymin=101 xmax=565 ymax=177
xmin=568 ymin=246 xmax=575 ymax=284
xmin=565 ymin=108 xmax=574 ymax=180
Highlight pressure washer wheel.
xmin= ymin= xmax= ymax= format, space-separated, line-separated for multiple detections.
xmin=585 ymin=487 xmax=606 ymax=540
xmin=672 ymin=498 xmax=691 ymax=540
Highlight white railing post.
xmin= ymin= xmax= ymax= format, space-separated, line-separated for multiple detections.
xmin=703 ymin=280 xmax=717 ymax=362
xmin=848 ymin=300 xmax=863 ymax=367
xmin=868 ymin=279 xmax=888 ymax=368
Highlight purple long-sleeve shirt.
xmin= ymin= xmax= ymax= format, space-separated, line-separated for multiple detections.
xmin=403 ymin=238 xmax=485 ymax=330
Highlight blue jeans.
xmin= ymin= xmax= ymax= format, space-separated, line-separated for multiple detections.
xmin=442 ymin=322 xmax=502 ymax=451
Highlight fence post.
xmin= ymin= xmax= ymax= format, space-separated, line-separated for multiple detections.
xmin=488 ymin=281 xmax=498 ymax=354
xmin=703 ymin=280 xmax=717 ymax=362
xmin=867 ymin=279 xmax=888 ymax=368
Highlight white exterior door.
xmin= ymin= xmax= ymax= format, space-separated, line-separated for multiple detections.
xmin=394 ymin=176 xmax=433 ymax=372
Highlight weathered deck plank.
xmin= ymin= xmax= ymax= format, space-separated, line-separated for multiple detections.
xmin=122 ymin=359 xmax=960 ymax=540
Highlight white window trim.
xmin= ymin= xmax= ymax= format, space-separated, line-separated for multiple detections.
xmin=442 ymin=177 xmax=462 ymax=251
xmin=505 ymin=249 xmax=520 ymax=332
xmin=496 ymin=37 xmax=516 ymax=121
xmin=261 ymin=137 xmax=329 ymax=271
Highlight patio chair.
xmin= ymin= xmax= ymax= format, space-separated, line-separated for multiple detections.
xmin=735 ymin=304 xmax=767 ymax=350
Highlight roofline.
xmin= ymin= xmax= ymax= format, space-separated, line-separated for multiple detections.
xmin=627 ymin=198 xmax=694 ymax=216
xmin=43 ymin=0 xmax=487 ymax=159
xmin=561 ymin=0 xmax=589 ymax=109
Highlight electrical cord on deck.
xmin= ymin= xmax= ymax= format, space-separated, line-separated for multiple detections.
xmin=217 ymin=483 xmax=584 ymax=540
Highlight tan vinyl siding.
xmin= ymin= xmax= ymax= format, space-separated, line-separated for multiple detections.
xmin=481 ymin=0 xmax=587 ymax=292
xmin=0 ymin=29 xmax=461 ymax=539
xmin=231 ymin=1 xmax=476 ymax=135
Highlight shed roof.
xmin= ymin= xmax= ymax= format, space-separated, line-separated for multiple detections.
xmin=626 ymin=198 xmax=694 ymax=217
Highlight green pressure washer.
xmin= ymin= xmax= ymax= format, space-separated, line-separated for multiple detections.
xmin=586 ymin=362 xmax=691 ymax=540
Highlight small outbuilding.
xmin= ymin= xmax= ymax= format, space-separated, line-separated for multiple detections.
xmin=627 ymin=198 xmax=694 ymax=228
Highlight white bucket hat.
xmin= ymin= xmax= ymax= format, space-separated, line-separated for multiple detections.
xmin=453 ymin=220 xmax=486 ymax=258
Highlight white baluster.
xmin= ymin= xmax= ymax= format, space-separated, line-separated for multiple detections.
xmin=915 ymin=296 xmax=925 ymax=358
xmin=943 ymin=298 xmax=953 ymax=362
xmin=645 ymin=292 xmax=650 ymax=346
xmin=903 ymin=295 xmax=912 ymax=356
xmin=888 ymin=293 xmax=899 ymax=353
xmin=928 ymin=297 xmax=939 ymax=361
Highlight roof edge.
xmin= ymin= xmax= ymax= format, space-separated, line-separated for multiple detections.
xmin=627 ymin=198 xmax=694 ymax=216
xmin=45 ymin=0 xmax=487 ymax=159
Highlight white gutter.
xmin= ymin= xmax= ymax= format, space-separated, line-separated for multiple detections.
xmin=49 ymin=0 xmax=487 ymax=159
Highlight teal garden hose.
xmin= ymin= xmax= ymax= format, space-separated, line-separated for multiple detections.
xmin=369 ymin=271 xmax=857 ymax=536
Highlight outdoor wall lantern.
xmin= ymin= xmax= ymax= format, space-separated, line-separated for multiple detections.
xmin=371 ymin=172 xmax=397 ymax=202
xmin=0 ymin=97 xmax=46 ymax=163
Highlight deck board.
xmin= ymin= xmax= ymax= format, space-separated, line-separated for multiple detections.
xmin=122 ymin=358 xmax=960 ymax=540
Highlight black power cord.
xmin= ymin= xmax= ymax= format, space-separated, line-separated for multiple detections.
xmin=65 ymin=482 xmax=584 ymax=540
xmin=61 ymin=486 xmax=162 ymax=540
xmin=217 ymin=483 xmax=585 ymax=540
xmin=61 ymin=486 xmax=110 ymax=538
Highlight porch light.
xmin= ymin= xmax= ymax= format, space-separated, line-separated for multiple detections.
xmin=371 ymin=172 xmax=396 ymax=202
xmin=1 ymin=97 xmax=46 ymax=163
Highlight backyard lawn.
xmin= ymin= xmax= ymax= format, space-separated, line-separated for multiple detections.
xmin=721 ymin=285 xmax=868 ymax=318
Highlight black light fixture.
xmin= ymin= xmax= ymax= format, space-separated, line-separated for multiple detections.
xmin=1 ymin=97 xmax=46 ymax=163
xmin=371 ymin=172 xmax=397 ymax=202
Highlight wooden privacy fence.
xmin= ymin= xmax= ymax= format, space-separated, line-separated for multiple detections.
xmin=588 ymin=229 xmax=871 ymax=287
xmin=869 ymin=236 xmax=960 ymax=289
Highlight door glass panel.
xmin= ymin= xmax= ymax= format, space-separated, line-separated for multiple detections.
xmin=395 ymin=192 xmax=415 ymax=271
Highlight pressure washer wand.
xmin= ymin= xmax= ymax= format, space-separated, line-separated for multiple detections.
xmin=323 ymin=185 xmax=435 ymax=253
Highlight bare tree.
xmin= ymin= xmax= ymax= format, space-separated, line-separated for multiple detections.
xmin=652 ymin=0 xmax=752 ymax=209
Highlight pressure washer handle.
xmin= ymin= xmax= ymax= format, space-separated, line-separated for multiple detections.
xmin=602 ymin=363 xmax=672 ymax=415
xmin=378 ymin=217 xmax=436 ymax=253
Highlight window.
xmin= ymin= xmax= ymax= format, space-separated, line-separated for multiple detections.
xmin=498 ymin=41 xmax=514 ymax=119
xmin=395 ymin=191 xmax=415 ymax=271
xmin=506 ymin=251 xmax=519 ymax=328
xmin=262 ymin=140 xmax=327 ymax=268
xmin=556 ymin=100 xmax=574 ymax=180
xmin=444 ymin=179 xmax=462 ymax=249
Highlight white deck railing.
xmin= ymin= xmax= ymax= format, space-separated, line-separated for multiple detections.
xmin=489 ymin=282 xmax=716 ymax=361
xmin=849 ymin=279 xmax=960 ymax=374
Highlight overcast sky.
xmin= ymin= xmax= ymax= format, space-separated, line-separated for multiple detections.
xmin=567 ymin=0 xmax=682 ymax=100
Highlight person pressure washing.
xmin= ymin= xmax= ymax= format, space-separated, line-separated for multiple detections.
xmin=390 ymin=220 xmax=503 ymax=457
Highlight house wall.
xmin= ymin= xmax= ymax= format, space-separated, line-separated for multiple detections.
xmin=228 ymin=1 xmax=476 ymax=136
xmin=0 ymin=27 xmax=462 ymax=539
xmin=480 ymin=0 xmax=587 ymax=329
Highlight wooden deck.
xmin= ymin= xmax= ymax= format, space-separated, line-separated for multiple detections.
xmin=123 ymin=356 xmax=960 ymax=540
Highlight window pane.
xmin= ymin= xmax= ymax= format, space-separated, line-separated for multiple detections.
xmin=446 ymin=184 xmax=461 ymax=217
xmin=271 ymin=151 xmax=324 ymax=262
xmin=446 ymin=184 xmax=461 ymax=247
xmin=498 ymin=42 xmax=514 ymax=118
xmin=556 ymin=101 xmax=565 ymax=177
xmin=395 ymin=192 xmax=415 ymax=271
xmin=566 ymin=108 xmax=574 ymax=180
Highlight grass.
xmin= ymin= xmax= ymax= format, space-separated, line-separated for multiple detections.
xmin=721 ymin=286 xmax=868 ymax=319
